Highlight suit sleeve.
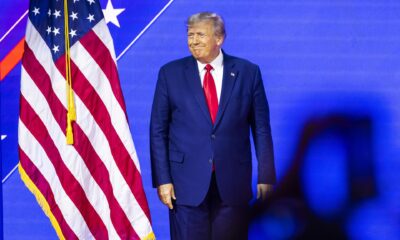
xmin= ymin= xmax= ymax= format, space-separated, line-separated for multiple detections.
xmin=150 ymin=67 xmax=172 ymax=187
xmin=250 ymin=65 xmax=276 ymax=184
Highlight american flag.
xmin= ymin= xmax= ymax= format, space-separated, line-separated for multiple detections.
xmin=18 ymin=0 xmax=154 ymax=239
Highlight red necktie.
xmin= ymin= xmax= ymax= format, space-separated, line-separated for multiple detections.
xmin=203 ymin=64 xmax=218 ymax=124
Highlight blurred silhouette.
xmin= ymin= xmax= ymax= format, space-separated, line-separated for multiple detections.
xmin=250 ymin=115 xmax=377 ymax=240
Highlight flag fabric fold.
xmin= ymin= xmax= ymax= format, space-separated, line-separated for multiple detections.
xmin=18 ymin=0 xmax=154 ymax=239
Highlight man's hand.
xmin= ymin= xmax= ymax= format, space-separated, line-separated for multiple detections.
xmin=257 ymin=184 xmax=273 ymax=201
xmin=157 ymin=183 xmax=176 ymax=209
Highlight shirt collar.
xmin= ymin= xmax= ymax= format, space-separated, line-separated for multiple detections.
xmin=196 ymin=49 xmax=224 ymax=72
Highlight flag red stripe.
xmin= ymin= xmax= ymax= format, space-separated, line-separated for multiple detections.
xmin=19 ymin=148 xmax=78 ymax=240
xmin=55 ymin=57 xmax=152 ymax=221
xmin=19 ymin=96 xmax=109 ymax=239
xmin=80 ymin=30 xmax=127 ymax=112
xmin=22 ymin=45 xmax=139 ymax=239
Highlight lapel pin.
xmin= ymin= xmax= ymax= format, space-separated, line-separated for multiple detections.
xmin=230 ymin=72 xmax=235 ymax=77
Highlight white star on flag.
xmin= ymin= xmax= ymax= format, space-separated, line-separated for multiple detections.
xmin=69 ymin=29 xmax=77 ymax=38
xmin=33 ymin=7 xmax=40 ymax=15
xmin=70 ymin=11 xmax=78 ymax=20
xmin=52 ymin=45 xmax=59 ymax=53
xmin=53 ymin=9 xmax=61 ymax=18
xmin=52 ymin=27 xmax=60 ymax=36
xmin=102 ymin=0 xmax=125 ymax=28
xmin=87 ymin=14 xmax=95 ymax=22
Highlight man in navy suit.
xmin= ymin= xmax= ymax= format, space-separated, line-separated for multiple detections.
xmin=150 ymin=12 xmax=276 ymax=240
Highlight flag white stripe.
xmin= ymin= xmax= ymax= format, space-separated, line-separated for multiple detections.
xmin=21 ymin=66 xmax=120 ymax=239
xmin=92 ymin=19 xmax=117 ymax=62
xmin=18 ymin=121 xmax=92 ymax=239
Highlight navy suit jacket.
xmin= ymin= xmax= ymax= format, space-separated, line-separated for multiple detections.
xmin=150 ymin=52 xmax=276 ymax=206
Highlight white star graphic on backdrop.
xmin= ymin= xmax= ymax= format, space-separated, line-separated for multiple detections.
xmin=52 ymin=27 xmax=60 ymax=36
xmin=1 ymin=135 xmax=6 ymax=141
xmin=33 ymin=7 xmax=40 ymax=15
xmin=48 ymin=9 xmax=52 ymax=16
xmin=53 ymin=10 xmax=61 ymax=18
xmin=87 ymin=14 xmax=95 ymax=22
xmin=73 ymin=0 xmax=80 ymax=3
xmin=87 ymin=0 xmax=95 ymax=5
xmin=52 ymin=45 xmax=59 ymax=53
xmin=46 ymin=26 xmax=52 ymax=34
xmin=102 ymin=0 xmax=125 ymax=28
xmin=70 ymin=29 xmax=77 ymax=38
xmin=70 ymin=11 xmax=78 ymax=20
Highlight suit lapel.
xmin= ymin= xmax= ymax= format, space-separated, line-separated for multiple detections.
xmin=184 ymin=57 xmax=213 ymax=125
xmin=214 ymin=54 xmax=238 ymax=128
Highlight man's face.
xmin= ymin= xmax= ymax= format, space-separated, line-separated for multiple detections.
xmin=187 ymin=21 xmax=223 ymax=63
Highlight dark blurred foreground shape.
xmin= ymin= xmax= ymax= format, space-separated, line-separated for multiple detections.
xmin=250 ymin=115 xmax=384 ymax=240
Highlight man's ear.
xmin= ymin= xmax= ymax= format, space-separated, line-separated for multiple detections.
xmin=216 ymin=36 xmax=224 ymax=46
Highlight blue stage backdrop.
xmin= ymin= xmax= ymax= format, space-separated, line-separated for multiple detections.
xmin=1 ymin=0 xmax=400 ymax=239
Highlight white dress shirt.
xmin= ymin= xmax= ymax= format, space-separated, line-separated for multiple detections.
xmin=196 ymin=50 xmax=224 ymax=103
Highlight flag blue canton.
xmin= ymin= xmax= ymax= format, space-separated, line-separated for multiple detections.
xmin=29 ymin=0 xmax=103 ymax=60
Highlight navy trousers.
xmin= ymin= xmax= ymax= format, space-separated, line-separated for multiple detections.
xmin=169 ymin=173 xmax=249 ymax=240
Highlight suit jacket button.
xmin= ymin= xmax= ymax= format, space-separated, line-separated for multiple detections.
xmin=209 ymin=158 xmax=213 ymax=163
xmin=211 ymin=134 xmax=216 ymax=139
